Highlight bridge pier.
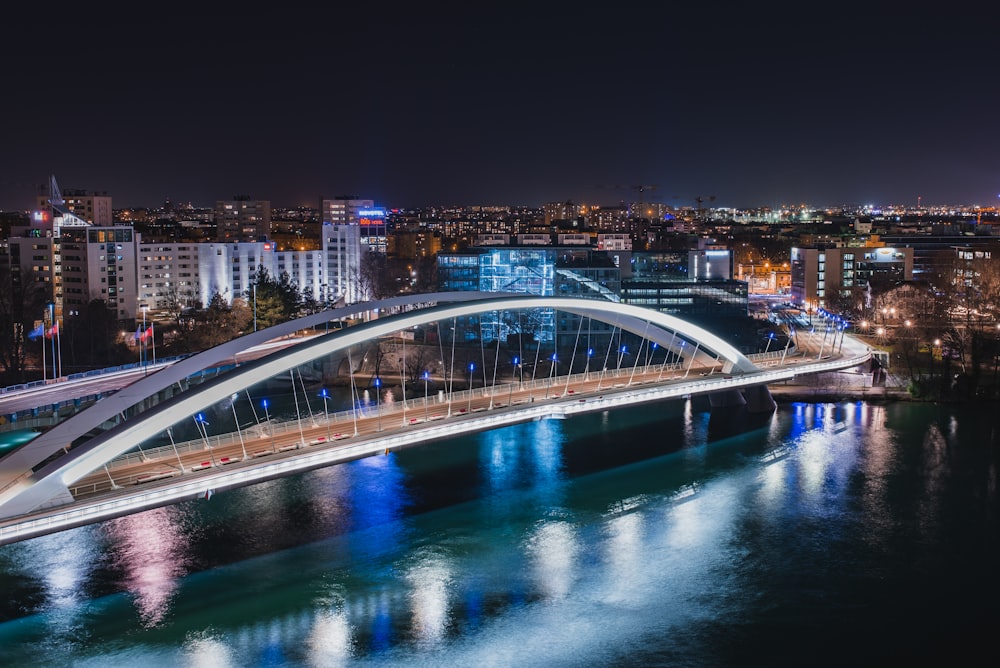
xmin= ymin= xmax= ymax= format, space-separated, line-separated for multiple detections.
xmin=742 ymin=384 xmax=777 ymax=415
xmin=708 ymin=390 xmax=746 ymax=409
xmin=706 ymin=384 xmax=777 ymax=441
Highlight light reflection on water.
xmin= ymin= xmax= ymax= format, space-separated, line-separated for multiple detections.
xmin=0 ymin=401 xmax=998 ymax=665
xmin=102 ymin=505 xmax=193 ymax=627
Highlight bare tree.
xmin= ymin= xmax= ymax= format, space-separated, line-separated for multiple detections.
xmin=0 ymin=266 xmax=48 ymax=383
xmin=401 ymin=342 xmax=437 ymax=385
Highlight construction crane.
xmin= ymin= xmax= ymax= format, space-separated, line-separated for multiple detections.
xmin=611 ymin=184 xmax=659 ymax=218
xmin=594 ymin=184 xmax=660 ymax=218
xmin=693 ymin=194 xmax=716 ymax=218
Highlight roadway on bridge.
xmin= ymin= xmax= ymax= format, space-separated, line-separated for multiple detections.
xmin=0 ymin=335 xmax=314 ymax=417
xmin=69 ymin=335 xmax=852 ymax=502
xmin=0 ymin=321 xmax=870 ymax=547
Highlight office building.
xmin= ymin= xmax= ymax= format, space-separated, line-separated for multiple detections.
xmin=791 ymin=245 xmax=913 ymax=312
xmin=59 ymin=226 xmax=139 ymax=321
xmin=214 ymin=197 xmax=271 ymax=242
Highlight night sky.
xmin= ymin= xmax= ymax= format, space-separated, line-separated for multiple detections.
xmin=3 ymin=5 xmax=998 ymax=211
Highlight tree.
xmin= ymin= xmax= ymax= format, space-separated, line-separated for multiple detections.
xmin=0 ymin=266 xmax=47 ymax=384
xmin=61 ymin=300 xmax=135 ymax=373
xmin=160 ymin=282 xmax=199 ymax=327
xmin=245 ymin=266 xmax=302 ymax=329
xmin=190 ymin=292 xmax=252 ymax=349
xmin=411 ymin=254 xmax=439 ymax=294
xmin=402 ymin=342 xmax=438 ymax=385
xmin=352 ymin=252 xmax=396 ymax=302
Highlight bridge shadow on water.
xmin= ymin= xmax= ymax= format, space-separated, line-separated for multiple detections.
xmin=706 ymin=403 xmax=776 ymax=442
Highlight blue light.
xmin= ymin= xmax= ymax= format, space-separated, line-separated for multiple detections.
xmin=374 ymin=377 xmax=382 ymax=387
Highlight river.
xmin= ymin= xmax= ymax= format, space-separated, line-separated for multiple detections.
xmin=1 ymin=397 xmax=998 ymax=666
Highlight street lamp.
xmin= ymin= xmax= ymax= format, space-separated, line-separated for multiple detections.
xmin=585 ymin=348 xmax=593 ymax=379
xmin=374 ymin=376 xmax=382 ymax=431
xmin=319 ymin=388 xmax=331 ymax=439
xmin=230 ymin=393 xmax=248 ymax=460
xmin=764 ymin=332 xmax=775 ymax=354
xmin=195 ymin=413 xmax=216 ymax=465
xmin=549 ymin=352 xmax=557 ymax=389
xmin=423 ymin=370 xmax=430 ymax=421
xmin=141 ymin=304 xmax=148 ymax=373
xmin=467 ymin=363 xmax=475 ymax=413
xmin=47 ymin=302 xmax=58 ymax=379
xmin=262 ymin=399 xmax=275 ymax=452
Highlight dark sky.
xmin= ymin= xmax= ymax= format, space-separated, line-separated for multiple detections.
xmin=3 ymin=5 xmax=998 ymax=211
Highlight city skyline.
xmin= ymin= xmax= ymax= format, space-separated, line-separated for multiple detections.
xmin=3 ymin=5 xmax=998 ymax=212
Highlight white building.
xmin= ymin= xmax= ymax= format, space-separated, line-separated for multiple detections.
xmin=196 ymin=224 xmax=363 ymax=307
xmin=136 ymin=240 xmax=202 ymax=312
xmin=596 ymin=234 xmax=632 ymax=251
xmin=60 ymin=226 xmax=139 ymax=321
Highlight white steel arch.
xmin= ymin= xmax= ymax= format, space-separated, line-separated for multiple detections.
xmin=0 ymin=294 xmax=757 ymax=518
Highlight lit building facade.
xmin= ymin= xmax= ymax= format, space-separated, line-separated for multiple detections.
xmin=322 ymin=223 xmax=363 ymax=304
xmin=36 ymin=182 xmax=113 ymax=227
xmin=617 ymin=249 xmax=746 ymax=319
xmin=358 ymin=207 xmax=387 ymax=255
xmin=198 ymin=241 xmax=330 ymax=307
xmin=9 ymin=177 xmax=111 ymax=322
xmin=791 ymin=245 xmax=914 ymax=312
xmin=214 ymin=198 xmax=271 ymax=242
xmin=136 ymin=240 xmax=202 ymax=312
xmin=59 ymin=226 xmax=139 ymax=321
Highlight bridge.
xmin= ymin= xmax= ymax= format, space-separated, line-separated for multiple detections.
xmin=0 ymin=292 xmax=869 ymax=546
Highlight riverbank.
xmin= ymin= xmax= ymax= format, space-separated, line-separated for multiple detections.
xmin=769 ymin=383 xmax=913 ymax=403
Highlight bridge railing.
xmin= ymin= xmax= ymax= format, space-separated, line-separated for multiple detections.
xmin=69 ymin=350 xmax=872 ymax=498
xmin=0 ymin=354 xmax=194 ymax=396
xmin=101 ymin=362 xmax=697 ymax=473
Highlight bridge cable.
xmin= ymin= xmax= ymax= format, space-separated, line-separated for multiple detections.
xmin=448 ymin=317 xmax=457 ymax=417
xmin=166 ymin=427 xmax=185 ymax=472
xmin=399 ymin=336 xmax=408 ymax=428
xmin=490 ymin=320 xmax=501 ymax=409
xmin=564 ymin=313 xmax=585 ymax=397
xmin=347 ymin=348 xmax=360 ymax=436
xmin=290 ymin=369 xmax=306 ymax=448
xmin=629 ymin=320 xmax=651 ymax=387
xmin=528 ymin=330 xmax=542 ymax=403
xmin=658 ymin=331 xmax=678 ymax=381
xmin=436 ymin=320 xmax=447 ymax=411
xmin=598 ymin=326 xmax=617 ymax=390
xmin=297 ymin=369 xmax=317 ymax=427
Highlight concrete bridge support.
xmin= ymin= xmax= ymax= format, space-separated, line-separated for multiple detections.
xmin=709 ymin=385 xmax=776 ymax=415
xmin=742 ymin=384 xmax=777 ymax=415
xmin=708 ymin=390 xmax=747 ymax=409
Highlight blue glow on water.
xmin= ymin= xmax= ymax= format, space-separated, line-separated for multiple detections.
xmin=1 ymin=401 xmax=998 ymax=665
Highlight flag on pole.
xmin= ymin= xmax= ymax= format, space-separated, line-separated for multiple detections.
xmin=134 ymin=326 xmax=142 ymax=341
xmin=44 ymin=322 xmax=59 ymax=339
xmin=142 ymin=325 xmax=153 ymax=341
xmin=27 ymin=323 xmax=44 ymax=340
